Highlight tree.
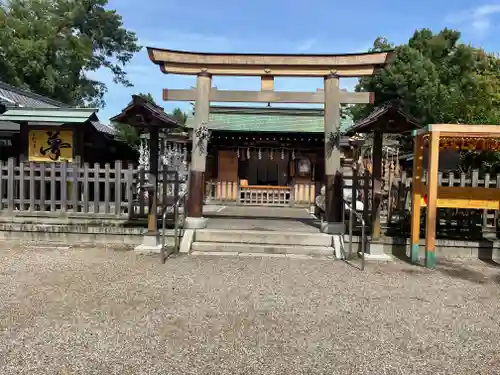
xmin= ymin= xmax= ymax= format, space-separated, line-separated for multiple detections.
xmin=350 ymin=28 xmax=500 ymax=172
xmin=0 ymin=0 xmax=141 ymax=107
xmin=137 ymin=92 xmax=156 ymax=105
xmin=350 ymin=29 xmax=500 ymax=126
xmin=170 ymin=107 xmax=188 ymax=125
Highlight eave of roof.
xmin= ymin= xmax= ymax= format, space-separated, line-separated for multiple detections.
xmin=0 ymin=107 xmax=97 ymax=123
xmin=344 ymin=104 xmax=421 ymax=135
xmin=0 ymin=81 xmax=69 ymax=108
xmin=110 ymin=95 xmax=180 ymax=128
xmin=186 ymin=106 xmax=353 ymax=134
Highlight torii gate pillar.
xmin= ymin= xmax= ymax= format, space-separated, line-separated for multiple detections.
xmin=185 ymin=73 xmax=211 ymax=229
xmin=322 ymin=73 xmax=344 ymax=233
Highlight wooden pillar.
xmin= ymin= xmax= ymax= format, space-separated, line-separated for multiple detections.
xmin=322 ymin=74 xmax=343 ymax=233
xmin=187 ymin=72 xmax=211 ymax=223
xmin=147 ymin=127 xmax=159 ymax=233
xmin=19 ymin=123 xmax=29 ymax=162
xmin=410 ymin=134 xmax=424 ymax=262
xmin=371 ymin=131 xmax=383 ymax=240
xmin=425 ymin=131 xmax=440 ymax=268
xmin=261 ymin=76 xmax=274 ymax=91
xmin=72 ymin=127 xmax=84 ymax=165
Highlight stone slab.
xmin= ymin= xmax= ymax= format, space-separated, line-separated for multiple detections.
xmin=194 ymin=229 xmax=333 ymax=247
xmin=184 ymin=217 xmax=208 ymax=229
xmin=179 ymin=229 xmax=194 ymax=253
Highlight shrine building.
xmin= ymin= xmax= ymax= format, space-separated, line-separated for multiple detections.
xmin=185 ymin=105 xmax=358 ymax=205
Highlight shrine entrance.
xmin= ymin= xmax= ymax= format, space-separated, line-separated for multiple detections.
xmin=148 ymin=48 xmax=393 ymax=233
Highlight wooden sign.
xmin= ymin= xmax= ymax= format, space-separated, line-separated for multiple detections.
xmin=420 ymin=187 xmax=500 ymax=209
xmin=29 ymin=129 xmax=73 ymax=162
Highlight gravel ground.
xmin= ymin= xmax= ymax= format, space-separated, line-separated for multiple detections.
xmin=0 ymin=244 xmax=499 ymax=375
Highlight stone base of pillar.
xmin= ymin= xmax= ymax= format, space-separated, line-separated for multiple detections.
xmin=134 ymin=232 xmax=161 ymax=254
xmin=320 ymin=221 xmax=344 ymax=234
xmin=184 ymin=216 xmax=208 ymax=229
xmin=365 ymin=241 xmax=394 ymax=261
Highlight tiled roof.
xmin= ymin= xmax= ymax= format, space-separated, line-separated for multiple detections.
xmin=0 ymin=107 xmax=97 ymax=123
xmin=185 ymin=106 xmax=354 ymax=133
xmin=0 ymin=81 xmax=68 ymax=108
xmin=0 ymin=82 xmax=118 ymax=136
xmin=344 ymin=103 xmax=421 ymax=135
xmin=90 ymin=121 xmax=116 ymax=135
xmin=110 ymin=95 xmax=180 ymax=128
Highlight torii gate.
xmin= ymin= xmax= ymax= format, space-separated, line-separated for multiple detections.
xmin=147 ymin=48 xmax=393 ymax=233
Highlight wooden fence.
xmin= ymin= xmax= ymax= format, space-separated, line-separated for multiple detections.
xmin=0 ymin=159 xmax=184 ymax=221
xmin=377 ymin=168 xmax=500 ymax=239
xmin=203 ymin=180 xmax=319 ymax=206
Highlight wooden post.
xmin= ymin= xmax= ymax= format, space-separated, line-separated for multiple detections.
xmin=187 ymin=72 xmax=211 ymax=227
xmin=371 ymin=131 xmax=383 ymax=240
xmin=425 ymin=131 xmax=440 ymax=268
xmin=19 ymin=123 xmax=29 ymax=162
xmin=410 ymin=134 xmax=424 ymax=263
xmin=148 ymin=127 xmax=159 ymax=233
xmin=322 ymin=73 xmax=343 ymax=233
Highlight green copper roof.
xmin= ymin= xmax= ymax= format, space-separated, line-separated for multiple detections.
xmin=0 ymin=107 xmax=97 ymax=123
xmin=185 ymin=106 xmax=353 ymax=133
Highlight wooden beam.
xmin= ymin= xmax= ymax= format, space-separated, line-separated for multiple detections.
xmin=261 ymin=76 xmax=274 ymax=91
xmin=160 ymin=63 xmax=378 ymax=77
xmin=148 ymin=48 xmax=394 ymax=77
xmin=410 ymin=134 xmax=424 ymax=263
xmin=425 ymin=131 xmax=440 ymax=268
xmin=163 ymin=88 xmax=373 ymax=104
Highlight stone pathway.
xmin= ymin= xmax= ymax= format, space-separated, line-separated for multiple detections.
xmin=205 ymin=205 xmax=321 ymax=232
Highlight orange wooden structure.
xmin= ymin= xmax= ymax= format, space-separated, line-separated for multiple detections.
xmin=411 ymin=124 xmax=500 ymax=267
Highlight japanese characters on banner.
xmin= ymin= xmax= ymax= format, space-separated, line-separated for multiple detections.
xmin=439 ymin=137 xmax=500 ymax=151
xmin=29 ymin=129 xmax=73 ymax=162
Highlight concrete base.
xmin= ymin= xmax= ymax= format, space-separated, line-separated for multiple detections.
xmin=363 ymin=253 xmax=394 ymax=262
xmin=134 ymin=232 xmax=161 ymax=254
xmin=367 ymin=242 xmax=387 ymax=256
xmin=320 ymin=222 xmax=344 ymax=234
xmin=184 ymin=217 xmax=208 ymax=229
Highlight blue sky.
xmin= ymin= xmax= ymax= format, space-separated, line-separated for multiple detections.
xmin=94 ymin=0 xmax=500 ymax=123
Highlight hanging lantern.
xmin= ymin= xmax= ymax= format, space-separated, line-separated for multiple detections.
xmin=258 ymin=148 xmax=262 ymax=160
xmin=281 ymin=148 xmax=285 ymax=160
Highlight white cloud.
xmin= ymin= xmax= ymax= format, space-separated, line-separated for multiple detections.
xmin=296 ymin=38 xmax=317 ymax=53
xmin=446 ymin=3 xmax=500 ymax=36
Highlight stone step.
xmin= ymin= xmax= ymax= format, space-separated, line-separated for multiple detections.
xmin=191 ymin=241 xmax=334 ymax=257
xmin=194 ymin=229 xmax=333 ymax=247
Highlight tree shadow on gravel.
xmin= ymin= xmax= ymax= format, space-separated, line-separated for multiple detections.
xmin=399 ymin=259 xmax=497 ymax=285
xmin=435 ymin=259 xmax=494 ymax=285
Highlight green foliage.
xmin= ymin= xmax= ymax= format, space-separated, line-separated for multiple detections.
xmin=137 ymin=92 xmax=156 ymax=105
xmin=350 ymin=29 xmax=500 ymax=126
xmin=0 ymin=0 xmax=141 ymax=107
xmin=114 ymin=121 xmax=140 ymax=149
xmin=170 ymin=107 xmax=188 ymax=125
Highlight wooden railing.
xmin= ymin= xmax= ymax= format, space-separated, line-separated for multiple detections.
xmin=203 ymin=180 xmax=318 ymax=206
xmin=0 ymin=159 xmax=185 ymax=221
xmin=375 ymin=168 xmax=500 ymax=239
